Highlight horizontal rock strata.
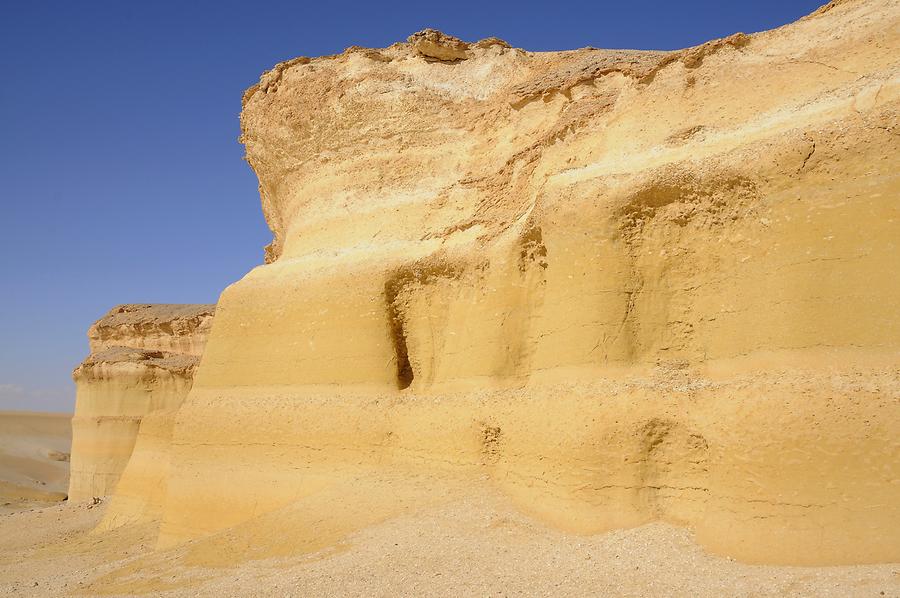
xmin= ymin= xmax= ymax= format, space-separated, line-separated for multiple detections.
xmin=99 ymin=0 xmax=898 ymax=565
xmin=68 ymin=304 xmax=214 ymax=502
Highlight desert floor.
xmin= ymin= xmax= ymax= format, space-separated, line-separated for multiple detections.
xmin=0 ymin=491 xmax=897 ymax=597
xmin=0 ymin=411 xmax=70 ymax=514
xmin=0 ymin=411 xmax=897 ymax=597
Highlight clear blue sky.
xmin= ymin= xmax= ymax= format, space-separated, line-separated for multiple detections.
xmin=0 ymin=0 xmax=825 ymax=412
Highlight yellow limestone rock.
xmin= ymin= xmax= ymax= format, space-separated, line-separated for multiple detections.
xmin=108 ymin=0 xmax=897 ymax=565
xmin=68 ymin=304 xmax=214 ymax=502
xmin=408 ymin=29 xmax=472 ymax=61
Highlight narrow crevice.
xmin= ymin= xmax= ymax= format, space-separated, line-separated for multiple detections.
xmin=383 ymin=260 xmax=462 ymax=390
xmin=384 ymin=276 xmax=414 ymax=390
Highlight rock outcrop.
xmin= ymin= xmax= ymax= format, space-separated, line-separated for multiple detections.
xmin=96 ymin=0 xmax=897 ymax=566
xmin=86 ymin=304 xmax=213 ymax=356
xmin=68 ymin=304 xmax=214 ymax=502
xmin=408 ymin=29 xmax=472 ymax=61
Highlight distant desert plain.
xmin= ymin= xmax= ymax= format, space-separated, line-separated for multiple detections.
xmin=1 ymin=0 xmax=899 ymax=595
xmin=0 ymin=411 xmax=70 ymax=512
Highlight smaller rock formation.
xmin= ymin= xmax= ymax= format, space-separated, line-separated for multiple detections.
xmin=86 ymin=304 xmax=213 ymax=356
xmin=407 ymin=29 xmax=472 ymax=61
xmin=68 ymin=304 xmax=214 ymax=502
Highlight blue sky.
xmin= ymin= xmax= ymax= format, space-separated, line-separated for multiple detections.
xmin=0 ymin=0 xmax=825 ymax=412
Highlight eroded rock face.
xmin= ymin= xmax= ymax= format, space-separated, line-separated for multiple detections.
xmin=106 ymin=0 xmax=898 ymax=565
xmin=68 ymin=304 xmax=214 ymax=502
xmin=407 ymin=29 xmax=472 ymax=61
xmin=87 ymin=304 xmax=213 ymax=356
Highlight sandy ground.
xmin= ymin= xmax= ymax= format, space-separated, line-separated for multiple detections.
xmin=0 ymin=492 xmax=896 ymax=597
xmin=0 ymin=414 xmax=896 ymax=596
xmin=0 ymin=411 xmax=71 ymax=513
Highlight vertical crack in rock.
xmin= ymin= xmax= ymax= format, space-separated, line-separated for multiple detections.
xmin=383 ymin=261 xmax=465 ymax=389
xmin=384 ymin=275 xmax=415 ymax=390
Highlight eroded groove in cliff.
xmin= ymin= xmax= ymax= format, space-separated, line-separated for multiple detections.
xmin=384 ymin=276 xmax=414 ymax=390
xmin=383 ymin=260 xmax=465 ymax=389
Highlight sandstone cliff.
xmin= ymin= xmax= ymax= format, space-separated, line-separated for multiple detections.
xmin=69 ymin=304 xmax=214 ymax=503
xmin=102 ymin=0 xmax=897 ymax=566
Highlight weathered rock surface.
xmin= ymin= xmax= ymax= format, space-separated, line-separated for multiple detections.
xmin=87 ymin=304 xmax=213 ymax=356
xmin=408 ymin=29 xmax=472 ymax=61
xmin=99 ymin=0 xmax=897 ymax=566
xmin=68 ymin=304 xmax=214 ymax=502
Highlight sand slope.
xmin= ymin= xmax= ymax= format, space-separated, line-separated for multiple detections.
xmin=0 ymin=411 xmax=71 ymax=511
xmin=0 ymin=495 xmax=896 ymax=597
